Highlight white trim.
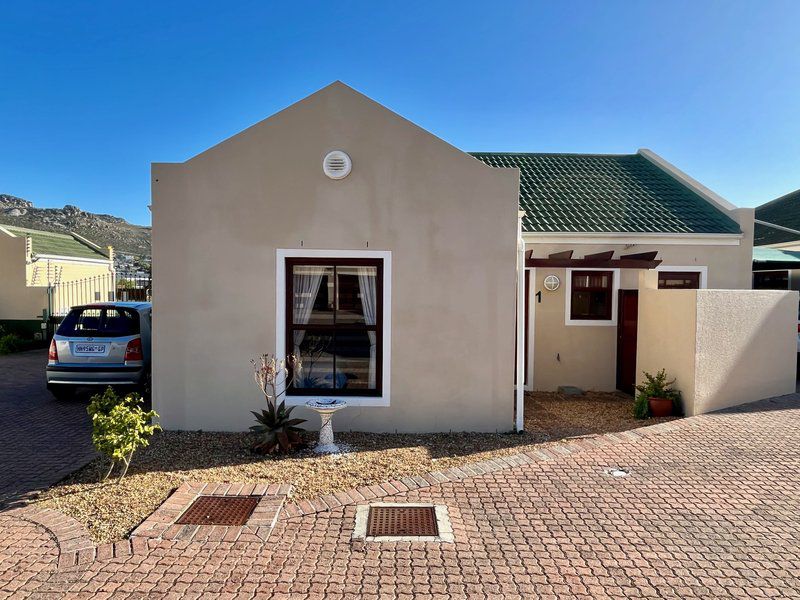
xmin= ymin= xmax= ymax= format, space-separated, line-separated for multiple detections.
xmin=565 ymin=268 xmax=620 ymax=327
xmin=754 ymin=219 xmax=800 ymax=237
xmin=514 ymin=215 xmax=525 ymax=432
xmin=69 ymin=231 xmax=109 ymax=256
xmin=524 ymin=267 xmax=535 ymax=392
xmin=33 ymin=253 xmax=114 ymax=266
xmin=275 ymin=248 xmax=392 ymax=407
xmin=637 ymin=148 xmax=738 ymax=212
xmin=522 ymin=232 xmax=742 ymax=246
xmin=655 ymin=265 xmax=708 ymax=289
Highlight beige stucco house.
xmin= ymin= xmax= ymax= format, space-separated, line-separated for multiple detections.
xmin=0 ymin=225 xmax=114 ymax=337
xmin=152 ymin=82 xmax=796 ymax=433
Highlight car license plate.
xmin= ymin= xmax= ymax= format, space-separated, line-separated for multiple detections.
xmin=74 ymin=343 xmax=107 ymax=355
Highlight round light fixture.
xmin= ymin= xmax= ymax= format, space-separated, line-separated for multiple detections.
xmin=543 ymin=274 xmax=561 ymax=291
xmin=323 ymin=150 xmax=352 ymax=180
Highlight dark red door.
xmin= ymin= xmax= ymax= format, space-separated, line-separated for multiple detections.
xmin=616 ymin=290 xmax=639 ymax=394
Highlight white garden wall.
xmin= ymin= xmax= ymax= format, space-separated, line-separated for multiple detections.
xmin=637 ymin=288 xmax=797 ymax=416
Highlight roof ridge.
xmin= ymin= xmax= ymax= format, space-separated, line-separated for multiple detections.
xmin=1 ymin=224 xmax=75 ymax=239
xmin=468 ymin=151 xmax=638 ymax=158
xmin=755 ymin=188 xmax=800 ymax=213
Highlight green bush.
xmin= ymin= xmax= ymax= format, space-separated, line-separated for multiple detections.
xmin=633 ymin=369 xmax=682 ymax=419
xmin=87 ymin=387 xmax=160 ymax=482
xmin=0 ymin=333 xmax=24 ymax=355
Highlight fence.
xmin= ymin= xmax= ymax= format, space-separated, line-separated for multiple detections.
xmin=48 ymin=273 xmax=152 ymax=317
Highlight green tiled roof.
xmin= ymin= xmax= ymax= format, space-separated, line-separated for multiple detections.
xmin=0 ymin=225 xmax=107 ymax=260
xmin=753 ymin=247 xmax=800 ymax=263
xmin=470 ymin=152 xmax=742 ymax=235
xmin=754 ymin=189 xmax=800 ymax=246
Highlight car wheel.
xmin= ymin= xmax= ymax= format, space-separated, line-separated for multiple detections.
xmin=48 ymin=386 xmax=75 ymax=401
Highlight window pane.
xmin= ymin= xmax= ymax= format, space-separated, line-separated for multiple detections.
xmin=292 ymin=331 xmax=335 ymax=389
xmin=658 ymin=272 xmax=700 ymax=289
xmin=571 ymin=291 xmax=610 ymax=319
xmin=292 ymin=266 xmax=334 ymax=325
xmin=334 ymin=330 xmax=376 ymax=389
xmin=336 ymin=266 xmax=377 ymax=324
xmin=573 ymin=273 xmax=609 ymax=289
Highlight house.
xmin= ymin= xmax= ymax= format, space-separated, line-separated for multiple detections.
xmin=152 ymin=82 xmax=796 ymax=433
xmin=0 ymin=225 xmax=114 ymax=337
xmin=751 ymin=189 xmax=800 ymax=290
xmin=471 ymin=152 xmax=754 ymax=395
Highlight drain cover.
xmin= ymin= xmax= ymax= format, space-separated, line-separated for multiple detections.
xmin=366 ymin=505 xmax=438 ymax=537
xmin=176 ymin=495 xmax=259 ymax=526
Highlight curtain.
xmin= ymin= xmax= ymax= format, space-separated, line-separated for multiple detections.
xmin=293 ymin=268 xmax=324 ymax=357
xmin=357 ymin=267 xmax=378 ymax=388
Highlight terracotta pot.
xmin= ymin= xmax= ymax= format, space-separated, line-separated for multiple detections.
xmin=648 ymin=397 xmax=673 ymax=418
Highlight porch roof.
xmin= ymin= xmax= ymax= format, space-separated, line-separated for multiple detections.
xmin=525 ymin=249 xmax=661 ymax=269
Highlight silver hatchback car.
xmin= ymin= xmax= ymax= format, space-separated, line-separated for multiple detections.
xmin=46 ymin=302 xmax=152 ymax=400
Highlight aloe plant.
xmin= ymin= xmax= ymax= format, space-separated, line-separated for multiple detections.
xmin=250 ymin=400 xmax=306 ymax=454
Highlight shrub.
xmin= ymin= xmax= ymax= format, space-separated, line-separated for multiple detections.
xmin=87 ymin=387 xmax=160 ymax=482
xmin=633 ymin=369 xmax=682 ymax=419
xmin=0 ymin=333 xmax=24 ymax=355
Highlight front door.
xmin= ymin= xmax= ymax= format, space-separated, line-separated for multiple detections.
xmin=616 ymin=290 xmax=639 ymax=394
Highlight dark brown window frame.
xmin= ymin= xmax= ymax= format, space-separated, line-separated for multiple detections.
xmin=657 ymin=271 xmax=701 ymax=290
xmin=569 ymin=270 xmax=614 ymax=321
xmin=285 ymin=257 xmax=383 ymax=396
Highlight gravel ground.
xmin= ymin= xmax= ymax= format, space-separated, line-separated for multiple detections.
xmin=36 ymin=391 xmax=676 ymax=543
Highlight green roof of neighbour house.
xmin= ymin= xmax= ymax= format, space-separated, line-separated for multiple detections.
xmin=0 ymin=225 xmax=108 ymax=260
xmin=470 ymin=152 xmax=742 ymax=235
xmin=752 ymin=247 xmax=800 ymax=264
xmin=754 ymin=189 xmax=800 ymax=246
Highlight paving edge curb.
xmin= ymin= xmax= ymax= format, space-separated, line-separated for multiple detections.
xmin=279 ymin=416 xmax=699 ymax=520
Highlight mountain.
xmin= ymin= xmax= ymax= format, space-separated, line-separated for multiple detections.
xmin=0 ymin=194 xmax=151 ymax=274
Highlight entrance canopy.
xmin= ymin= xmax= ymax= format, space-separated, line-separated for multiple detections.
xmin=525 ymin=250 xmax=662 ymax=269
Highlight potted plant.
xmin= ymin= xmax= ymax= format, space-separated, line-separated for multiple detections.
xmin=634 ymin=369 xmax=681 ymax=419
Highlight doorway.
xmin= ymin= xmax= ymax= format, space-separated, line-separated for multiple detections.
xmin=616 ymin=290 xmax=638 ymax=394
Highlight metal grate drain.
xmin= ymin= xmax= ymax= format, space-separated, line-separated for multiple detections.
xmin=176 ymin=495 xmax=259 ymax=526
xmin=366 ymin=505 xmax=438 ymax=537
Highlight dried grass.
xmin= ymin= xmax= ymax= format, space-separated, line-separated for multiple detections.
xmin=37 ymin=391 xmax=675 ymax=543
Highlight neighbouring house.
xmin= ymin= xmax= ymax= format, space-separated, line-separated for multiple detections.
xmin=0 ymin=225 xmax=115 ymax=337
xmin=152 ymin=82 xmax=796 ymax=433
xmin=751 ymin=189 xmax=800 ymax=291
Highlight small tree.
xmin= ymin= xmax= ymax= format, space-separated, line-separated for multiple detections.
xmin=87 ymin=387 xmax=160 ymax=482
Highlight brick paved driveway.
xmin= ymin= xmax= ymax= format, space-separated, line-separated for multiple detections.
xmin=0 ymin=350 xmax=95 ymax=508
xmin=1 ymin=394 xmax=799 ymax=598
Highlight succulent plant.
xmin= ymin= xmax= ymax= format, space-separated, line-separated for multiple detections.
xmin=250 ymin=400 xmax=306 ymax=454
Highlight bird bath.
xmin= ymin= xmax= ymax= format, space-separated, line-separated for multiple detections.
xmin=305 ymin=398 xmax=347 ymax=454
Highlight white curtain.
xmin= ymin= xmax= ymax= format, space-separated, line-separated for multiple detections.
xmin=293 ymin=268 xmax=324 ymax=357
xmin=357 ymin=267 xmax=378 ymax=388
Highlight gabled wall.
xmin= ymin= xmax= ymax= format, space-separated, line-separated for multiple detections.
xmin=152 ymin=82 xmax=520 ymax=432
xmin=0 ymin=233 xmax=47 ymax=321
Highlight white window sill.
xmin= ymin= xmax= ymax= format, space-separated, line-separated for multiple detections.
xmin=285 ymin=395 xmax=390 ymax=407
xmin=565 ymin=318 xmax=617 ymax=327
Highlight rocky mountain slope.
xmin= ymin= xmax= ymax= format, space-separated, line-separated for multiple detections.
xmin=0 ymin=194 xmax=151 ymax=273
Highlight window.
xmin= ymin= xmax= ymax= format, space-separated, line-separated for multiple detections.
xmin=753 ymin=270 xmax=789 ymax=290
xmin=57 ymin=307 xmax=140 ymax=338
xmin=285 ymin=258 xmax=382 ymax=396
xmin=658 ymin=271 xmax=701 ymax=289
xmin=570 ymin=270 xmax=613 ymax=321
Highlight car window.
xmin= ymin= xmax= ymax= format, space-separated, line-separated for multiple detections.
xmin=57 ymin=307 xmax=140 ymax=338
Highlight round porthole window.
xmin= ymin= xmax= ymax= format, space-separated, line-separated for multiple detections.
xmin=323 ymin=150 xmax=352 ymax=180
xmin=544 ymin=274 xmax=561 ymax=291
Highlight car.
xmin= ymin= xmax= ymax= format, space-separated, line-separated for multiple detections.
xmin=46 ymin=302 xmax=152 ymax=401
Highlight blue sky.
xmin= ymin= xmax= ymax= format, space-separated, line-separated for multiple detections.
xmin=1 ymin=1 xmax=798 ymax=226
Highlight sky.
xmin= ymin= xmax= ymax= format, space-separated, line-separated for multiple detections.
xmin=1 ymin=1 xmax=799 ymax=226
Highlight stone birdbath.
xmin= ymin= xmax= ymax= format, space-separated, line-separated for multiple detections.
xmin=305 ymin=398 xmax=347 ymax=454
